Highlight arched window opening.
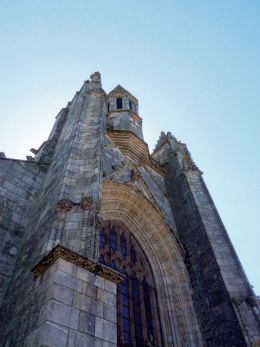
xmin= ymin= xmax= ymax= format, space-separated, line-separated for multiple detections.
xmin=129 ymin=100 xmax=133 ymax=110
xmin=116 ymin=97 xmax=123 ymax=109
xmin=99 ymin=221 xmax=163 ymax=347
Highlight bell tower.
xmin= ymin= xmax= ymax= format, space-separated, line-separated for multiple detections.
xmin=105 ymin=85 xmax=150 ymax=166
xmin=107 ymin=85 xmax=143 ymax=140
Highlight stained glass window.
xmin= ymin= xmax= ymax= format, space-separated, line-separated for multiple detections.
xmin=99 ymin=221 xmax=163 ymax=347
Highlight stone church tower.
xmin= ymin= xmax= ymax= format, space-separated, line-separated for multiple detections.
xmin=0 ymin=72 xmax=259 ymax=347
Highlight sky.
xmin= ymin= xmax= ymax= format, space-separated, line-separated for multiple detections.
xmin=0 ymin=1 xmax=259 ymax=293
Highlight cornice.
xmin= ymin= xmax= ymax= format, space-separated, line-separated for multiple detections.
xmin=31 ymin=244 xmax=124 ymax=284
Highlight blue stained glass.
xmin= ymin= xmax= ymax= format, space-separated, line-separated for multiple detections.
xmin=136 ymin=337 xmax=144 ymax=347
xmin=130 ymin=245 xmax=137 ymax=263
xmin=124 ymin=333 xmax=131 ymax=344
xmin=132 ymin=280 xmax=140 ymax=298
xmin=120 ymin=234 xmax=127 ymax=257
xmin=99 ymin=254 xmax=105 ymax=264
xmin=143 ymin=280 xmax=154 ymax=339
xmin=121 ymin=283 xmax=128 ymax=295
xmin=123 ymin=318 xmax=131 ymax=332
xmin=99 ymin=223 xmax=160 ymax=347
xmin=134 ymin=311 xmax=142 ymax=323
xmin=122 ymin=305 xmax=130 ymax=318
xmin=122 ymin=294 xmax=129 ymax=306
xmin=99 ymin=229 xmax=106 ymax=247
xmin=111 ymin=260 xmax=116 ymax=269
xmin=110 ymin=229 xmax=117 ymax=253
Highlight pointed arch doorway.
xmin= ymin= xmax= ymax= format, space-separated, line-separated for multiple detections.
xmin=99 ymin=221 xmax=164 ymax=347
xmin=100 ymin=181 xmax=203 ymax=347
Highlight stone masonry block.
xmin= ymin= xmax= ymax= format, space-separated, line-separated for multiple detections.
xmin=76 ymin=266 xmax=95 ymax=284
xmin=104 ymin=279 xmax=117 ymax=294
xmin=67 ymin=329 xmax=95 ymax=347
xmin=73 ymin=292 xmax=103 ymax=317
xmin=95 ymin=275 xmax=105 ymax=289
xmin=39 ymin=299 xmax=79 ymax=329
xmin=103 ymin=341 xmax=117 ymax=347
xmin=24 ymin=321 xmax=69 ymax=347
xmin=82 ymin=281 xmax=97 ymax=298
xmin=104 ymin=304 xmax=117 ymax=323
xmin=97 ymin=287 xmax=116 ymax=307
xmin=95 ymin=317 xmax=117 ymax=343
xmin=46 ymin=283 xmax=74 ymax=306
xmin=46 ymin=270 xmax=82 ymax=292
xmin=55 ymin=258 xmax=77 ymax=276
xmin=79 ymin=310 xmax=96 ymax=336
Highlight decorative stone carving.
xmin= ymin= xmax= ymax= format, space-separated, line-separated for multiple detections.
xmin=95 ymin=214 xmax=103 ymax=231
xmin=80 ymin=197 xmax=101 ymax=212
xmin=132 ymin=168 xmax=141 ymax=181
xmin=90 ymin=71 xmax=101 ymax=83
xmin=95 ymin=201 xmax=101 ymax=213
xmin=154 ymin=131 xmax=177 ymax=152
xmin=31 ymin=244 xmax=123 ymax=284
xmin=56 ymin=199 xmax=73 ymax=211
xmin=80 ymin=196 xmax=94 ymax=210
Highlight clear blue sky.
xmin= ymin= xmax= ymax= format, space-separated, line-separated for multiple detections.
xmin=0 ymin=1 xmax=259 ymax=293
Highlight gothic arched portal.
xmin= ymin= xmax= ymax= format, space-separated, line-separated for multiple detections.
xmin=100 ymin=181 xmax=203 ymax=347
xmin=99 ymin=221 xmax=163 ymax=347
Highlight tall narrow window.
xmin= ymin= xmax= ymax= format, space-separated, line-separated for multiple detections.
xmin=116 ymin=97 xmax=123 ymax=109
xmin=99 ymin=221 xmax=163 ymax=347
xmin=129 ymin=100 xmax=133 ymax=110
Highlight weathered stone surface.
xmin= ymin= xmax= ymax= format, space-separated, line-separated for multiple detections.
xmin=46 ymin=270 xmax=83 ymax=292
xmin=0 ymin=74 xmax=259 ymax=347
xmin=79 ymin=311 xmax=96 ymax=335
xmin=82 ymin=281 xmax=97 ymax=298
xmin=46 ymin=283 xmax=74 ymax=306
xmin=73 ymin=291 xmax=103 ymax=317
xmin=97 ymin=287 xmax=116 ymax=308
xmin=25 ymin=321 xmax=69 ymax=347
xmin=39 ymin=299 xmax=80 ymax=329
xmin=152 ymin=134 xmax=260 ymax=346
xmin=95 ymin=316 xmax=117 ymax=343
xmin=104 ymin=279 xmax=117 ymax=295
xmin=67 ymin=329 xmax=96 ymax=347
xmin=103 ymin=304 xmax=117 ymax=323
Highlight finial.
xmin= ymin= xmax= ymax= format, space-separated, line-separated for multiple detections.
xmin=90 ymin=72 xmax=101 ymax=83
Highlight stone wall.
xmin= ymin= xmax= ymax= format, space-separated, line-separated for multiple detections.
xmin=24 ymin=255 xmax=119 ymax=347
xmin=152 ymin=137 xmax=260 ymax=346
xmin=0 ymin=158 xmax=46 ymax=304
xmin=0 ymin=73 xmax=107 ymax=346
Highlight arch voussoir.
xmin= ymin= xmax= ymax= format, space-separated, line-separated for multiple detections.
xmin=101 ymin=182 xmax=203 ymax=347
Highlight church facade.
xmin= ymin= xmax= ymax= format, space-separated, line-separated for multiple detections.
xmin=0 ymin=72 xmax=259 ymax=347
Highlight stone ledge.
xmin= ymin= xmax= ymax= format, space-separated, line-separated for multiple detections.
xmin=31 ymin=245 xmax=123 ymax=284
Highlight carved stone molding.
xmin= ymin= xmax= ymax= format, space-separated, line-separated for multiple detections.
xmin=80 ymin=197 xmax=101 ymax=212
xmin=132 ymin=168 xmax=141 ymax=181
xmin=31 ymin=245 xmax=123 ymax=284
xmin=80 ymin=196 xmax=94 ymax=210
xmin=56 ymin=199 xmax=73 ymax=211
xmin=95 ymin=214 xmax=103 ymax=231
xmin=95 ymin=201 xmax=101 ymax=213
